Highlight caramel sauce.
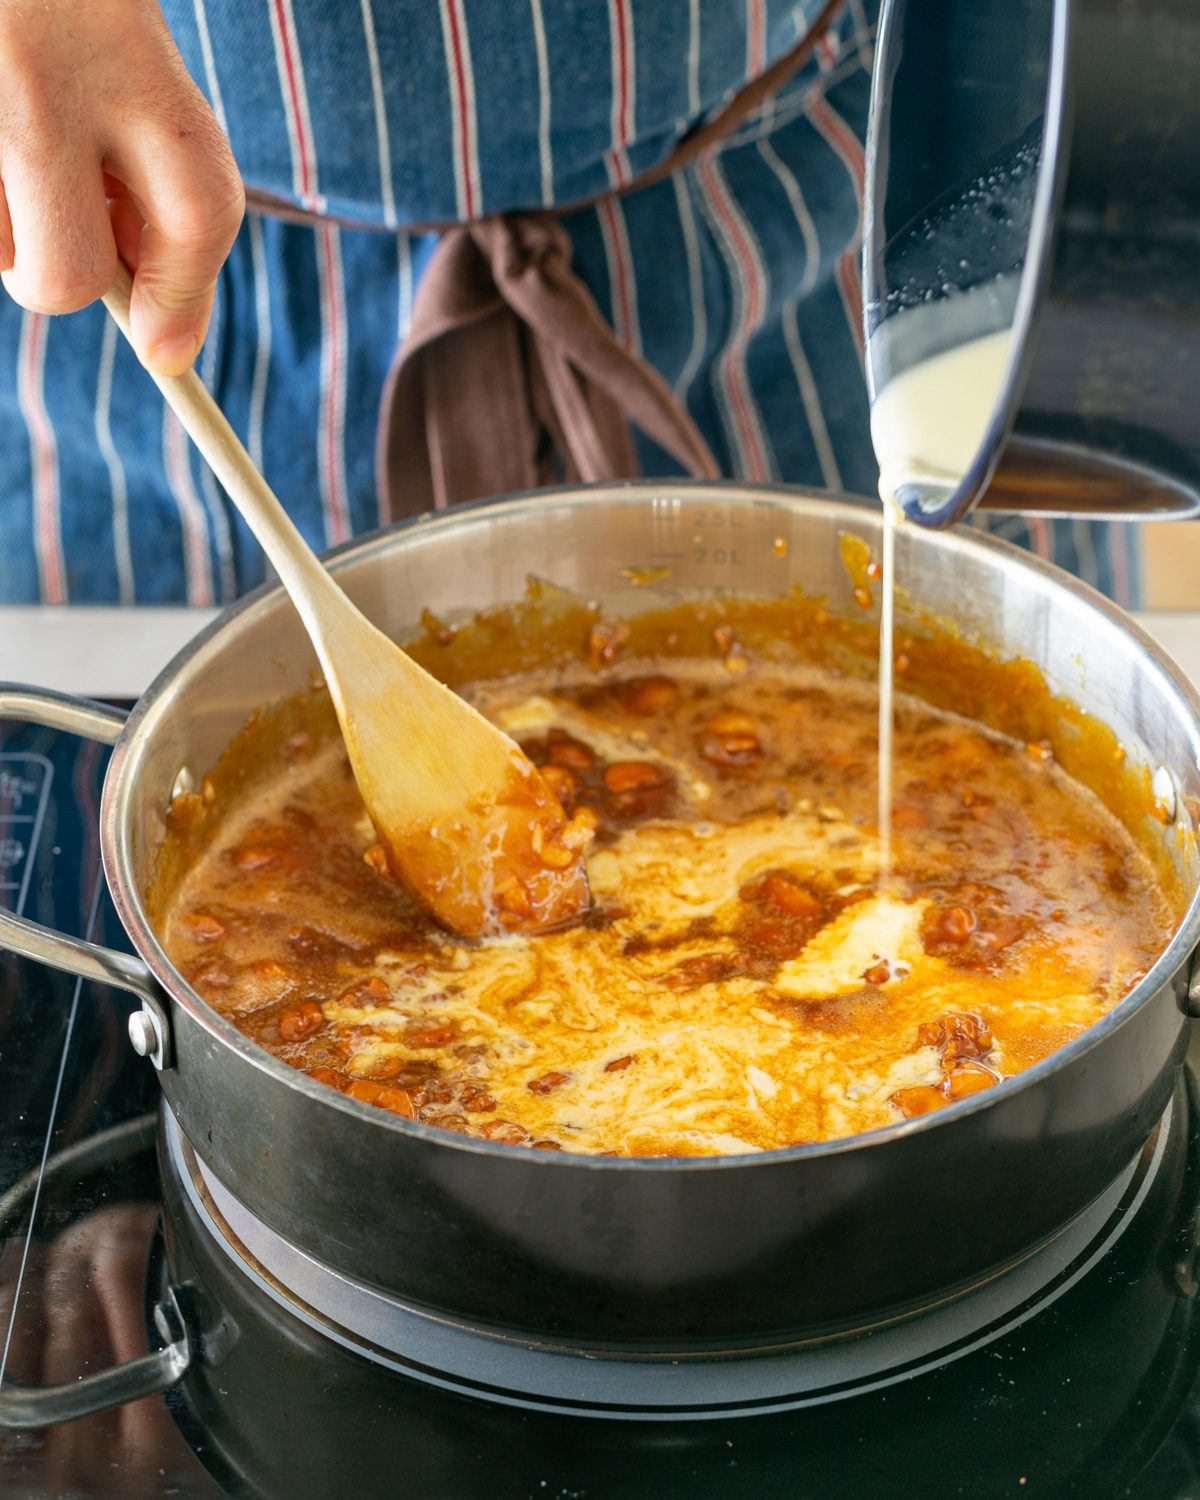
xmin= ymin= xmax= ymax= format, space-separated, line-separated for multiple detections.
xmin=366 ymin=758 xmax=595 ymax=938
xmin=151 ymin=590 xmax=1184 ymax=1157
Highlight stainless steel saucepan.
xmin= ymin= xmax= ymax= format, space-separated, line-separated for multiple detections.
xmin=2 ymin=482 xmax=1199 ymax=1363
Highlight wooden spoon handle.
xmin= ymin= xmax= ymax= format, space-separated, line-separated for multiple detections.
xmin=100 ymin=269 xmax=592 ymax=938
xmin=100 ymin=262 xmax=341 ymax=643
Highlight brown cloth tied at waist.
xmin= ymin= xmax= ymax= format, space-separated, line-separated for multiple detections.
xmin=375 ymin=215 xmax=719 ymax=521
xmin=361 ymin=0 xmax=845 ymax=522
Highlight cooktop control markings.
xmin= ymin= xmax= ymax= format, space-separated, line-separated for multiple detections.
xmin=0 ymin=754 xmax=53 ymax=913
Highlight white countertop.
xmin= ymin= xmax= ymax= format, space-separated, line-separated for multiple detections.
xmin=0 ymin=607 xmax=220 ymax=698
xmin=1 ymin=606 xmax=1200 ymax=699
xmin=1135 ymin=613 xmax=1200 ymax=691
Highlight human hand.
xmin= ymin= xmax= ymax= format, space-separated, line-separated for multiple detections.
xmin=0 ymin=0 xmax=244 ymax=375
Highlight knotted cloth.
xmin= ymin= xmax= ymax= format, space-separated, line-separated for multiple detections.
xmin=363 ymin=0 xmax=843 ymax=519
xmin=376 ymin=214 xmax=719 ymax=519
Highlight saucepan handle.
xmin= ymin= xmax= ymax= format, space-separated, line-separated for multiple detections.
xmin=0 ymin=1116 xmax=194 ymax=1428
xmin=0 ymin=1286 xmax=192 ymax=1429
xmin=0 ymin=685 xmax=172 ymax=1068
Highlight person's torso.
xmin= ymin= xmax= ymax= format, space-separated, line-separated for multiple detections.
xmin=163 ymin=0 xmax=840 ymax=224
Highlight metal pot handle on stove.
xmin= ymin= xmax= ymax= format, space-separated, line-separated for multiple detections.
xmin=0 ymin=685 xmax=173 ymax=1069
xmin=0 ymin=1286 xmax=192 ymax=1429
xmin=0 ymin=1117 xmax=194 ymax=1428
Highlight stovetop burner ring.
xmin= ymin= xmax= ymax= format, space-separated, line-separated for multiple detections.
xmin=165 ymin=1099 xmax=1172 ymax=1421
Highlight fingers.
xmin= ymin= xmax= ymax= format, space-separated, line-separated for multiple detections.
xmin=111 ymin=98 xmax=244 ymax=376
xmin=0 ymin=139 xmax=116 ymax=315
xmin=0 ymin=0 xmax=243 ymax=375
xmin=103 ymin=173 xmax=145 ymax=274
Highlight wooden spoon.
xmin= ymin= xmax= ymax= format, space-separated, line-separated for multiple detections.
xmin=102 ymin=263 xmax=593 ymax=938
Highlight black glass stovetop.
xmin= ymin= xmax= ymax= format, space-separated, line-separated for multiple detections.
xmin=5 ymin=716 xmax=1200 ymax=1500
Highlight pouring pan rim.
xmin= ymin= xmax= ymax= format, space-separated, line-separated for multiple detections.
xmin=99 ymin=479 xmax=1200 ymax=1168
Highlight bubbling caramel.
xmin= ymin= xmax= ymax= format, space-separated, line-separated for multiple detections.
xmin=154 ymin=604 xmax=1181 ymax=1158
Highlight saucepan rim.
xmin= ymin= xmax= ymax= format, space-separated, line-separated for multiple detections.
xmin=99 ymin=480 xmax=1200 ymax=1168
xmin=863 ymin=0 xmax=1072 ymax=530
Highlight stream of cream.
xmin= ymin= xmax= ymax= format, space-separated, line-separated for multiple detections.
xmin=876 ymin=495 xmax=898 ymax=891
xmin=869 ymin=323 xmax=1014 ymax=892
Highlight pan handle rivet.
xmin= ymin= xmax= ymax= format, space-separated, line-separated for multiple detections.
xmin=128 ymin=1010 xmax=158 ymax=1058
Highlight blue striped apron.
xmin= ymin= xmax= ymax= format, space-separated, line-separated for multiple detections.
xmin=0 ymin=0 xmax=1137 ymax=606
